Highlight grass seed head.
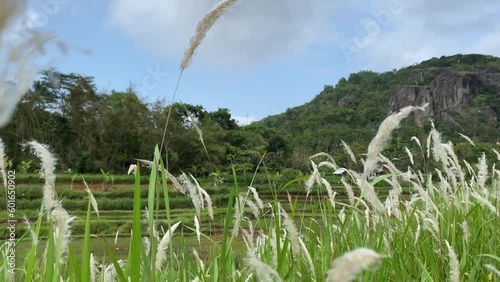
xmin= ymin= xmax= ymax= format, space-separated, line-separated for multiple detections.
xmin=326 ymin=248 xmax=384 ymax=282
xmin=180 ymin=0 xmax=237 ymax=70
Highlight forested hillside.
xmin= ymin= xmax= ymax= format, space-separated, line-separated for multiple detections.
xmin=1 ymin=54 xmax=498 ymax=175
xmin=0 ymin=69 xmax=287 ymax=175
xmin=262 ymin=54 xmax=500 ymax=169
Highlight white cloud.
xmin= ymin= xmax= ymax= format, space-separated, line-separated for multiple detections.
xmin=233 ymin=115 xmax=258 ymax=126
xmin=339 ymin=0 xmax=500 ymax=70
xmin=467 ymin=31 xmax=500 ymax=57
xmin=106 ymin=0 xmax=500 ymax=71
xmin=106 ymin=0 xmax=341 ymax=67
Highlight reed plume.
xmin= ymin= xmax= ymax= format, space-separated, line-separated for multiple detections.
xmin=326 ymin=248 xmax=384 ymax=282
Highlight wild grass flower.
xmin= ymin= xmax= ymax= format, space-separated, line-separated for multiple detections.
xmin=23 ymin=215 xmax=38 ymax=246
xmin=186 ymin=109 xmax=208 ymax=155
xmin=414 ymin=220 xmax=421 ymax=247
xmin=248 ymin=186 xmax=264 ymax=210
xmin=24 ymin=141 xmax=57 ymax=211
xmin=51 ymin=204 xmax=75 ymax=263
xmin=245 ymin=254 xmax=283 ymax=282
xmin=269 ymin=227 xmax=278 ymax=268
xmin=241 ymin=218 xmax=256 ymax=255
xmin=90 ymin=253 xmax=97 ymax=282
xmin=340 ymin=177 xmax=355 ymax=205
xmin=470 ymin=191 xmax=498 ymax=216
xmin=127 ymin=164 xmax=137 ymax=175
xmin=192 ymin=248 xmax=205 ymax=273
xmin=298 ymin=236 xmax=315 ymax=276
xmin=326 ymin=248 xmax=384 ymax=282
xmin=485 ymin=264 xmax=500 ymax=278
xmin=341 ymin=140 xmax=357 ymax=164
xmin=411 ymin=136 xmax=422 ymax=148
xmin=421 ymin=213 xmax=440 ymax=241
xmin=405 ymin=147 xmax=414 ymax=165
xmin=179 ymin=172 xmax=202 ymax=218
xmin=477 ymin=153 xmax=489 ymax=193
xmin=180 ymin=0 xmax=237 ymax=70
xmin=444 ymin=240 xmax=459 ymax=282
xmin=155 ymin=221 xmax=181 ymax=269
xmin=321 ymin=177 xmax=337 ymax=209
xmin=363 ymin=104 xmax=427 ymax=178
xmin=190 ymin=173 xmax=214 ymax=220
xmin=25 ymin=141 xmax=74 ymax=265
xmin=136 ymin=159 xmax=185 ymax=192
xmin=194 ymin=215 xmax=201 ymax=245
xmin=82 ymin=177 xmax=99 ymax=217
xmin=103 ymin=259 xmax=127 ymax=282
xmin=246 ymin=197 xmax=260 ymax=218
xmin=114 ymin=230 xmax=120 ymax=245
xmin=305 ymin=159 xmax=322 ymax=196
xmin=460 ymin=220 xmax=470 ymax=246
xmin=310 ymin=152 xmax=338 ymax=168
xmin=493 ymin=149 xmax=500 ymax=161
xmin=280 ymin=207 xmax=300 ymax=257
xmin=458 ymin=133 xmax=476 ymax=147
xmin=232 ymin=195 xmax=244 ymax=237
xmin=143 ymin=237 xmax=151 ymax=256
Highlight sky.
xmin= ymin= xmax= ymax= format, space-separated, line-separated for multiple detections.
xmin=2 ymin=0 xmax=500 ymax=125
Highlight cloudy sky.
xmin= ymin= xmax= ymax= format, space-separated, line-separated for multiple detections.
xmin=3 ymin=0 xmax=500 ymax=124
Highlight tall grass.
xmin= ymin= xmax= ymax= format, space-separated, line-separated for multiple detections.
xmin=1 ymin=112 xmax=499 ymax=281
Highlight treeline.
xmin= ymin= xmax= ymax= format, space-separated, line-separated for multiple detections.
xmin=0 ymin=69 xmax=289 ymax=176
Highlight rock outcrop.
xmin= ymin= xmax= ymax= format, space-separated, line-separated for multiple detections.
xmin=389 ymin=67 xmax=498 ymax=125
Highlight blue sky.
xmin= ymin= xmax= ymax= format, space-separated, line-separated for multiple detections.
xmin=3 ymin=0 xmax=500 ymax=124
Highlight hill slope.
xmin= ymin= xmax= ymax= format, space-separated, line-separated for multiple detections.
xmin=260 ymin=54 xmax=500 ymax=168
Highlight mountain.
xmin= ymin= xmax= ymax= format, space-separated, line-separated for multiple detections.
xmin=260 ymin=54 xmax=500 ymax=168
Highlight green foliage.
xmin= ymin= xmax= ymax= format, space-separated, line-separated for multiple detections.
xmin=1 ymin=54 xmax=499 ymax=176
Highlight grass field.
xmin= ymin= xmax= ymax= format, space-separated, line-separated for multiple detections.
xmin=1 ymin=141 xmax=499 ymax=281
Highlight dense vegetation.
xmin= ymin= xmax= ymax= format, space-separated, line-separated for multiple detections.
xmin=0 ymin=69 xmax=287 ymax=176
xmin=1 ymin=54 xmax=499 ymax=176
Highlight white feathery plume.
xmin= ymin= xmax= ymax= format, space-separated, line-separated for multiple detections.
xmin=363 ymin=104 xmax=427 ymax=178
xmin=444 ymin=240 xmax=460 ymax=282
xmin=280 ymin=207 xmax=300 ymax=257
xmin=411 ymin=136 xmax=422 ymax=148
xmin=114 ymin=230 xmax=120 ymax=245
xmin=179 ymin=172 xmax=202 ymax=218
xmin=24 ymin=141 xmax=57 ymax=211
xmin=82 ymin=177 xmax=99 ymax=217
xmin=155 ymin=221 xmax=181 ymax=269
xmin=190 ymin=173 xmax=214 ymax=220
xmin=458 ymin=133 xmax=476 ymax=147
xmin=485 ymin=264 xmax=500 ymax=278
xmin=248 ymin=186 xmax=264 ymax=210
xmin=405 ymin=147 xmax=414 ymax=165
xmin=180 ymin=0 xmax=238 ymax=70
xmin=341 ymin=140 xmax=357 ymax=163
xmin=90 ymin=253 xmax=97 ymax=282
xmin=493 ymin=149 xmax=500 ymax=161
xmin=192 ymin=248 xmax=205 ymax=272
xmin=310 ymin=152 xmax=338 ymax=168
xmin=326 ymin=248 xmax=384 ymax=282
xmin=477 ymin=153 xmax=488 ymax=193
xmin=194 ymin=215 xmax=201 ymax=245
xmin=246 ymin=254 xmax=283 ymax=282
xmin=127 ymin=164 xmax=136 ymax=175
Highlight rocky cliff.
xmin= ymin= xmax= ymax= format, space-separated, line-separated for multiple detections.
xmin=389 ymin=67 xmax=499 ymax=126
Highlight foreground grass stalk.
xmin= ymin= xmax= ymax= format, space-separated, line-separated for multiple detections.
xmin=130 ymin=164 xmax=142 ymax=281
